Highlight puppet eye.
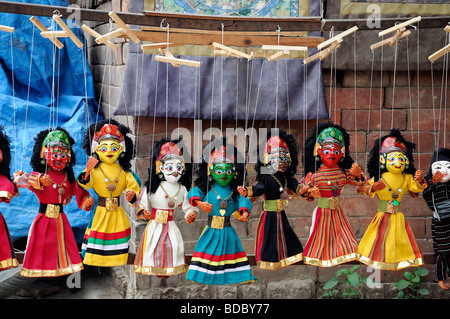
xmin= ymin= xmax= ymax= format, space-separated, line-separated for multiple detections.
xmin=226 ymin=169 xmax=233 ymax=175
xmin=215 ymin=168 xmax=224 ymax=175
xmin=323 ymin=149 xmax=331 ymax=155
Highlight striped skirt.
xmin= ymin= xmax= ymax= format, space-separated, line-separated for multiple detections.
xmin=303 ymin=207 xmax=357 ymax=267
xmin=81 ymin=206 xmax=130 ymax=267
xmin=255 ymin=210 xmax=303 ymax=270
xmin=0 ymin=213 xmax=18 ymax=271
xmin=357 ymin=211 xmax=423 ymax=270
xmin=186 ymin=225 xmax=256 ymax=285
xmin=21 ymin=210 xmax=83 ymax=277
xmin=134 ymin=220 xmax=187 ymax=276
xmin=431 ymin=217 xmax=450 ymax=281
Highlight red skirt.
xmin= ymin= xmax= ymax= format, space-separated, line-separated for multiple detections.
xmin=0 ymin=213 xmax=18 ymax=270
xmin=21 ymin=207 xmax=83 ymax=277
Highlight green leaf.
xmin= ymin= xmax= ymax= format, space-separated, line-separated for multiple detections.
xmin=323 ymin=278 xmax=339 ymax=290
xmin=335 ymin=269 xmax=349 ymax=277
xmin=403 ymin=272 xmax=414 ymax=281
xmin=349 ymin=265 xmax=360 ymax=273
xmin=418 ymin=288 xmax=430 ymax=296
xmin=396 ymin=279 xmax=410 ymax=290
xmin=397 ymin=291 xmax=405 ymax=299
xmin=347 ymin=272 xmax=360 ymax=288
xmin=415 ymin=268 xmax=429 ymax=277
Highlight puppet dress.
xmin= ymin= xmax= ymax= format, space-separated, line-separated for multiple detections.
xmin=357 ymin=173 xmax=426 ymax=270
xmin=186 ymin=185 xmax=256 ymax=285
xmin=21 ymin=170 xmax=90 ymax=277
xmin=250 ymin=172 xmax=303 ymax=270
xmin=423 ymin=179 xmax=450 ymax=281
xmin=0 ymin=175 xmax=18 ymax=271
xmin=302 ymin=167 xmax=364 ymax=267
xmin=78 ymin=162 xmax=140 ymax=267
xmin=134 ymin=183 xmax=196 ymax=276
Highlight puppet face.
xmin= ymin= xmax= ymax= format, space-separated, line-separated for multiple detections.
xmin=382 ymin=151 xmax=408 ymax=175
xmin=210 ymin=163 xmax=235 ymax=186
xmin=432 ymin=160 xmax=450 ymax=183
xmin=159 ymin=158 xmax=184 ymax=183
xmin=95 ymin=139 xmax=123 ymax=164
xmin=268 ymin=148 xmax=291 ymax=173
xmin=43 ymin=145 xmax=71 ymax=171
xmin=317 ymin=143 xmax=343 ymax=168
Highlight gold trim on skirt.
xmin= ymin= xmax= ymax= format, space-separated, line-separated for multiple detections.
xmin=303 ymin=252 xmax=357 ymax=267
xmin=20 ymin=262 xmax=84 ymax=277
xmin=0 ymin=257 xmax=18 ymax=270
xmin=133 ymin=263 xmax=187 ymax=276
xmin=357 ymin=253 xmax=424 ymax=270
xmin=257 ymin=252 xmax=303 ymax=270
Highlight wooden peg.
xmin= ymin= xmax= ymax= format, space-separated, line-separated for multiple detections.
xmin=428 ymin=25 xmax=450 ymax=62
xmin=211 ymin=42 xmax=253 ymax=60
xmin=370 ymin=16 xmax=421 ymax=51
xmin=95 ymin=11 xmax=141 ymax=45
xmin=370 ymin=30 xmax=411 ymax=51
xmin=30 ymin=16 xmax=64 ymax=49
xmin=81 ymin=24 xmax=119 ymax=51
xmin=52 ymin=14 xmax=83 ymax=48
xmin=0 ymin=25 xmax=14 ymax=33
xmin=317 ymin=26 xmax=358 ymax=51
xmin=261 ymin=45 xmax=306 ymax=61
xmin=378 ymin=16 xmax=421 ymax=37
xmin=154 ymin=47 xmax=200 ymax=68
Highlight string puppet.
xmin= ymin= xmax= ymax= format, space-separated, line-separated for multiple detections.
xmin=238 ymin=129 xmax=304 ymax=270
xmin=301 ymin=122 xmax=367 ymax=267
xmin=0 ymin=126 xmax=19 ymax=271
xmin=423 ymin=148 xmax=450 ymax=289
xmin=134 ymin=137 xmax=197 ymax=278
xmin=357 ymin=128 xmax=426 ymax=270
xmin=187 ymin=137 xmax=256 ymax=285
xmin=78 ymin=119 xmax=140 ymax=267
xmin=16 ymin=128 xmax=94 ymax=277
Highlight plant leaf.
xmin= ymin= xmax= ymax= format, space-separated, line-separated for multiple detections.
xmin=336 ymin=269 xmax=349 ymax=277
xmin=347 ymin=272 xmax=360 ymax=288
xmin=404 ymin=272 xmax=414 ymax=281
xmin=323 ymin=278 xmax=339 ymax=290
xmin=418 ymin=288 xmax=430 ymax=296
xmin=396 ymin=279 xmax=410 ymax=290
xmin=349 ymin=265 xmax=360 ymax=273
xmin=415 ymin=268 xmax=429 ymax=277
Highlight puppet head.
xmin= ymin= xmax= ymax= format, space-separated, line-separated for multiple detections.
xmin=263 ymin=135 xmax=291 ymax=173
xmin=30 ymin=127 xmax=76 ymax=182
xmin=303 ymin=121 xmax=353 ymax=176
xmin=146 ymin=137 xmax=192 ymax=194
xmin=427 ymin=148 xmax=450 ymax=184
xmin=194 ymin=137 xmax=245 ymax=200
xmin=0 ymin=126 xmax=12 ymax=181
xmin=367 ymin=128 xmax=416 ymax=181
xmin=82 ymin=119 xmax=134 ymax=172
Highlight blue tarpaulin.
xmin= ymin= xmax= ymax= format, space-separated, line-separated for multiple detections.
xmin=0 ymin=0 xmax=103 ymax=242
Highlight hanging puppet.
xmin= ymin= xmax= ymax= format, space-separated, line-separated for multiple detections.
xmin=357 ymin=128 xmax=426 ymax=270
xmin=134 ymin=137 xmax=197 ymax=278
xmin=187 ymin=137 xmax=256 ymax=285
xmin=16 ymin=127 xmax=94 ymax=277
xmin=77 ymin=119 xmax=140 ymax=267
xmin=0 ymin=126 xmax=19 ymax=271
xmin=423 ymin=148 xmax=450 ymax=289
xmin=300 ymin=122 xmax=367 ymax=267
xmin=237 ymin=129 xmax=304 ymax=270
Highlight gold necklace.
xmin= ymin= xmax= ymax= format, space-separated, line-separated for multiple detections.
xmin=159 ymin=182 xmax=181 ymax=208
xmin=319 ymin=169 xmax=340 ymax=193
xmin=48 ymin=173 xmax=68 ymax=203
xmin=271 ymin=174 xmax=290 ymax=200
xmin=381 ymin=173 xmax=405 ymax=201
xmin=211 ymin=184 xmax=233 ymax=216
xmin=98 ymin=164 xmax=122 ymax=193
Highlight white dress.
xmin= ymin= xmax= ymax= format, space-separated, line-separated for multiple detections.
xmin=133 ymin=181 xmax=196 ymax=276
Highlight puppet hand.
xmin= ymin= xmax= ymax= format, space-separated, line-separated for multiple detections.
xmin=310 ymin=186 xmax=321 ymax=198
xmin=83 ymin=197 xmax=94 ymax=211
xmin=13 ymin=171 xmax=29 ymax=188
xmin=84 ymin=156 xmax=99 ymax=180
xmin=198 ymin=201 xmax=213 ymax=214
xmin=63 ymin=197 xmax=72 ymax=206
xmin=237 ymin=210 xmax=249 ymax=222
xmin=372 ymin=180 xmax=386 ymax=192
xmin=414 ymin=170 xmax=424 ymax=184
xmin=350 ymin=163 xmax=363 ymax=179
xmin=126 ymin=190 xmax=136 ymax=202
xmin=40 ymin=174 xmax=52 ymax=187
xmin=432 ymin=170 xmax=445 ymax=184
xmin=186 ymin=211 xmax=197 ymax=224
xmin=237 ymin=186 xmax=248 ymax=197
xmin=298 ymin=185 xmax=309 ymax=196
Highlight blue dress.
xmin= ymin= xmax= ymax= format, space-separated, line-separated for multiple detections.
xmin=186 ymin=184 xmax=257 ymax=285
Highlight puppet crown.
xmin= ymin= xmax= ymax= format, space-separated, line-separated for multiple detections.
xmin=313 ymin=126 xmax=345 ymax=156
xmin=92 ymin=123 xmax=126 ymax=152
xmin=42 ymin=130 xmax=71 ymax=149
xmin=380 ymin=136 xmax=407 ymax=155
xmin=156 ymin=142 xmax=183 ymax=162
xmin=210 ymin=145 xmax=234 ymax=164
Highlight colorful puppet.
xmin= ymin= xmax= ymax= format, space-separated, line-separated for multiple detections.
xmin=77 ymin=119 xmax=140 ymax=267
xmin=301 ymin=122 xmax=366 ymax=267
xmin=187 ymin=137 xmax=256 ymax=285
xmin=0 ymin=126 xmax=19 ymax=271
xmin=238 ymin=129 xmax=304 ymax=270
xmin=16 ymin=128 xmax=93 ymax=277
xmin=423 ymin=148 xmax=450 ymax=289
xmin=357 ymin=128 xmax=426 ymax=270
xmin=134 ymin=137 xmax=197 ymax=277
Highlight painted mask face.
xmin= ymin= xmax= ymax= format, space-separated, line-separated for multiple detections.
xmin=159 ymin=158 xmax=185 ymax=183
xmin=210 ymin=163 xmax=235 ymax=186
xmin=268 ymin=149 xmax=291 ymax=173
xmin=95 ymin=139 xmax=123 ymax=164
xmin=432 ymin=160 xmax=450 ymax=183
xmin=317 ymin=143 xmax=343 ymax=168
xmin=43 ymin=145 xmax=71 ymax=171
xmin=382 ymin=151 xmax=408 ymax=175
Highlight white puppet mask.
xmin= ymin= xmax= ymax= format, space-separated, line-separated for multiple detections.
xmin=432 ymin=160 xmax=450 ymax=184
xmin=159 ymin=158 xmax=185 ymax=183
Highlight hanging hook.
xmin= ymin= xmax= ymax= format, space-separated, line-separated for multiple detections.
xmin=160 ymin=18 xmax=169 ymax=30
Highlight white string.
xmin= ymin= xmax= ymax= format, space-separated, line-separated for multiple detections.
xmin=406 ymin=36 xmax=414 ymax=145
xmin=365 ymin=50 xmax=375 ymax=176
xmin=10 ymin=32 xmax=16 ymax=172
xmin=390 ymin=34 xmax=398 ymax=128
xmin=275 ymin=26 xmax=280 ymax=128
xmin=378 ymin=36 xmax=384 ymax=180
xmin=353 ymin=31 xmax=358 ymax=164
xmin=165 ymin=23 xmax=170 ymax=136
xmin=415 ymin=22 xmax=421 ymax=167
xmin=285 ymin=59 xmax=291 ymax=132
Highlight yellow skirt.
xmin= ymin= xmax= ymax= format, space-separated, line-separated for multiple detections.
xmin=357 ymin=211 xmax=423 ymax=270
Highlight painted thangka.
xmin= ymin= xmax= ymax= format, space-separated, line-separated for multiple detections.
xmin=114 ymin=0 xmax=327 ymax=121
